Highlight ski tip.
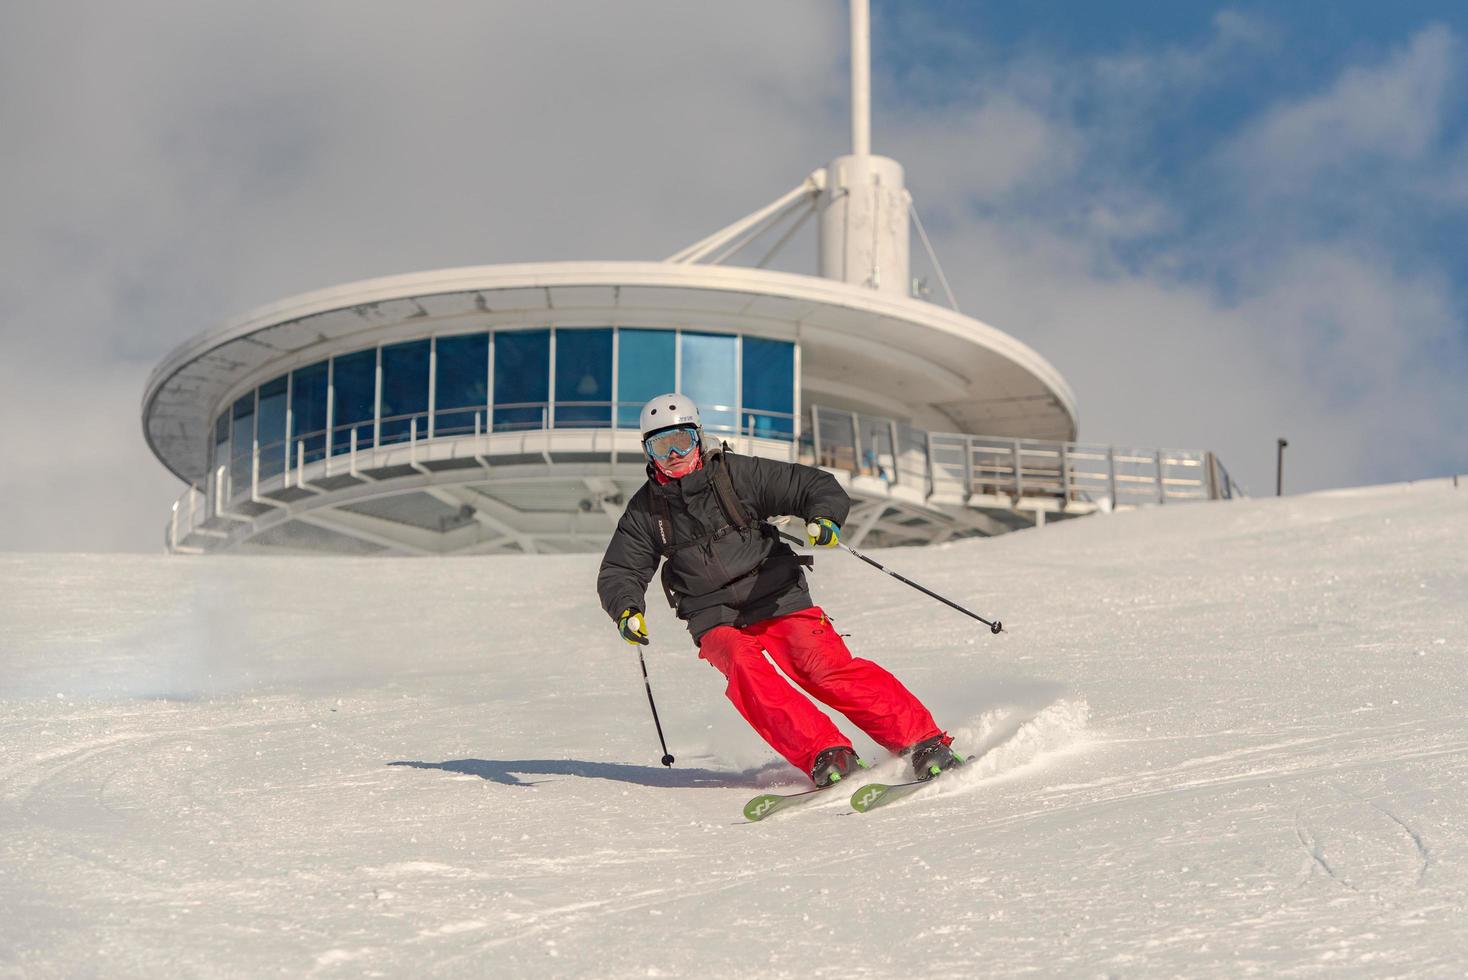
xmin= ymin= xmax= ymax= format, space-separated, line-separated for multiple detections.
xmin=849 ymin=782 xmax=892 ymax=813
xmin=742 ymin=794 xmax=782 ymax=822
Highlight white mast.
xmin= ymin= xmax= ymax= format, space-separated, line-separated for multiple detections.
xmin=850 ymin=0 xmax=871 ymax=157
xmin=818 ymin=0 xmax=910 ymax=295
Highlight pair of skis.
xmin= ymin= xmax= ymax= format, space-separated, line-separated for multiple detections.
xmin=742 ymin=766 xmax=955 ymax=821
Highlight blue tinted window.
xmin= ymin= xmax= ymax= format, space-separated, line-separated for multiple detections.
xmin=493 ymin=329 xmax=549 ymax=431
xmin=229 ymin=393 xmax=255 ymax=495
xmin=741 ymin=337 xmax=795 ymax=439
xmin=681 ymin=332 xmax=737 ymax=433
xmin=617 ymin=329 xmax=676 ymax=428
xmin=257 ymin=376 xmax=289 ymax=479
xmin=554 ymin=328 xmax=612 ymax=428
xmin=291 ymin=361 xmax=329 ymax=464
xmin=380 ymin=339 xmax=430 ymax=445
xmin=332 ymin=349 xmax=377 ymax=455
xmin=434 ymin=333 xmax=489 ymax=437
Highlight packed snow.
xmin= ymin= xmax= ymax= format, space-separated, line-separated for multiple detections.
xmin=1 ymin=480 xmax=1465 ymax=977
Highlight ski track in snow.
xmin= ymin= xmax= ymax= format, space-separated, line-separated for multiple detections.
xmin=1 ymin=480 xmax=1467 ymax=977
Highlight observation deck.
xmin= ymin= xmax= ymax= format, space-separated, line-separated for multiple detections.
xmin=144 ymin=262 xmax=1237 ymax=556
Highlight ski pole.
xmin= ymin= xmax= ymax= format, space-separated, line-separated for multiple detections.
xmin=838 ymin=540 xmax=1003 ymax=634
xmin=637 ymin=648 xmax=676 ymax=767
xmin=775 ymin=528 xmax=1003 ymax=634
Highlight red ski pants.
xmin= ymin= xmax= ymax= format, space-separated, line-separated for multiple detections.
xmin=698 ymin=606 xmax=942 ymax=775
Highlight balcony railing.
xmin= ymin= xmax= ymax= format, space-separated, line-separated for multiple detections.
xmin=167 ymin=402 xmax=1241 ymax=551
xmin=801 ymin=405 xmax=1243 ymax=506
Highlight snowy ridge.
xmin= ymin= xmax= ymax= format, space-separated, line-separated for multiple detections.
xmin=1 ymin=481 xmax=1466 ymax=977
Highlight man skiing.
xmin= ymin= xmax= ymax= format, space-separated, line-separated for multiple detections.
xmin=597 ymin=393 xmax=961 ymax=788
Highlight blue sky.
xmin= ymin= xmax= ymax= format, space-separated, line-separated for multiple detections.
xmin=879 ymin=2 xmax=1468 ymax=279
xmin=0 ymin=2 xmax=1464 ymax=549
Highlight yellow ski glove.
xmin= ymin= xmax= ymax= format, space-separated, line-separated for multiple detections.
xmin=618 ymin=608 xmax=649 ymax=646
xmin=806 ymin=517 xmax=840 ymax=548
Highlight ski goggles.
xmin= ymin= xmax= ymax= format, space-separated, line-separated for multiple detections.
xmin=644 ymin=426 xmax=700 ymax=461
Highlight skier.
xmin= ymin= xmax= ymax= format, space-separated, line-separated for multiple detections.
xmin=597 ymin=393 xmax=961 ymax=787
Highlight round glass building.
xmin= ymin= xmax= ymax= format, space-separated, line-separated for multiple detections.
xmin=145 ymin=261 xmax=1103 ymax=554
xmin=143 ymin=7 xmax=1237 ymax=555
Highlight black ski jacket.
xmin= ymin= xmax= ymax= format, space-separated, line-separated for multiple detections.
xmin=597 ymin=450 xmax=850 ymax=643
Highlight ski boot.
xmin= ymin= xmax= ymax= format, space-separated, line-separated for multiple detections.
xmin=908 ymin=735 xmax=964 ymax=781
xmin=810 ymin=746 xmax=865 ymax=787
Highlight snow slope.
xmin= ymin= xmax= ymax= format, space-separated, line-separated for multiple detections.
xmin=1 ymin=480 xmax=1465 ymax=978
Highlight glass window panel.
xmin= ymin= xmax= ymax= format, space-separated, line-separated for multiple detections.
xmin=553 ymin=328 xmax=612 ymax=428
xmin=617 ymin=328 xmax=676 ymax=428
xmin=434 ymin=333 xmax=489 ymax=437
xmin=379 ymin=339 xmax=430 ymax=446
xmin=493 ymin=329 xmax=549 ymax=432
xmin=332 ymin=348 xmax=377 ymax=455
xmin=213 ymin=413 xmax=230 ymax=476
xmin=740 ymin=337 xmax=795 ymax=439
xmin=680 ymin=331 xmax=737 ymax=434
xmin=229 ymin=393 xmax=255 ymax=496
xmin=257 ymin=376 xmax=288 ymax=480
xmin=290 ymin=361 xmax=329 ymax=464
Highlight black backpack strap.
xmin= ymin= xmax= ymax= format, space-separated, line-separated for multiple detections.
xmin=709 ymin=446 xmax=753 ymax=532
xmin=659 ymin=563 xmax=679 ymax=610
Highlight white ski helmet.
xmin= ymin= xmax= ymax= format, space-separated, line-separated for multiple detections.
xmin=639 ymin=393 xmax=702 ymax=438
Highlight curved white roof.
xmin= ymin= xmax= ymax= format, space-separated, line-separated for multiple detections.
xmin=143 ymin=261 xmax=1078 ymax=483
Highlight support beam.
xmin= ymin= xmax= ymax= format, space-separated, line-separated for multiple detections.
xmin=454 ymin=535 xmax=531 ymax=556
xmin=951 ymin=506 xmax=1013 ymax=538
xmin=581 ymin=477 xmax=626 ymax=519
xmin=665 ymin=176 xmax=822 ymax=264
xmin=292 ymin=509 xmax=440 ymax=556
xmin=844 ymin=500 xmax=889 ymax=548
xmin=425 ymin=485 xmax=539 ymax=554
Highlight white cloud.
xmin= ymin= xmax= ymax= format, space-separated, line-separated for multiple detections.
xmin=1225 ymin=25 xmax=1457 ymax=187
xmin=919 ymin=219 xmax=1468 ymax=495
xmin=1092 ymin=9 xmax=1278 ymax=96
xmin=890 ymin=96 xmax=1083 ymax=206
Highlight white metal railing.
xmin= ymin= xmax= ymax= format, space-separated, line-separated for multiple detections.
xmin=799 ymin=405 xmax=1244 ymax=507
xmin=165 ymin=403 xmax=1242 ymax=550
xmin=166 ymin=408 xmax=804 ymax=549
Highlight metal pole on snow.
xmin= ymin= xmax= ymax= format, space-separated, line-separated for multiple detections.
xmin=775 ymin=528 xmax=1004 ymax=635
xmin=1276 ymin=438 xmax=1288 ymax=496
xmin=839 ymin=541 xmax=1004 ymax=635
xmin=637 ymin=648 xmax=675 ymax=768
